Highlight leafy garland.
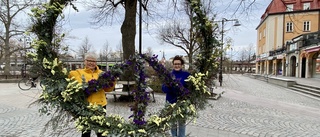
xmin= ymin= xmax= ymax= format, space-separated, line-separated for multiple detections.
xmin=29 ymin=0 xmax=219 ymax=136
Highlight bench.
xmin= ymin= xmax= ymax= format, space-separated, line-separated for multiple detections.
xmin=268 ymin=77 xmax=296 ymax=87
xmin=106 ymin=81 xmax=156 ymax=102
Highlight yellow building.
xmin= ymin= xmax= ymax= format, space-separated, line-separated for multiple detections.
xmin=256 ymin=0 xmax=320 ymax=78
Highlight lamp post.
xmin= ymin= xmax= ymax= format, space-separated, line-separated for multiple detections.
xmin=138 ymin=0 xmax=142 ymax=54
xmin=218 ymin=18 xmax=241 ymax=86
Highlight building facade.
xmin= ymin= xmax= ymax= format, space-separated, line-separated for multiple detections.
xmin=256 ymin=0 xmax=320 ymax=78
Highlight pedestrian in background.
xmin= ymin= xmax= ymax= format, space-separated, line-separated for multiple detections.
xmin=162 ymin=55 xmax=190 ymax=137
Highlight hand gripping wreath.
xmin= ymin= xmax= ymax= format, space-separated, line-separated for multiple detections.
xmin=30 ymin=0 xmax=218 ymax=136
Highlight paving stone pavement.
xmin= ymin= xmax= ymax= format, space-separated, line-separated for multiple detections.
xmin=1 ymin=74 xmax=320 ymax=137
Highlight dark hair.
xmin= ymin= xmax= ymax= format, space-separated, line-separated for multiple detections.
xmin=172 ymin=55 xmax=185 ymax=65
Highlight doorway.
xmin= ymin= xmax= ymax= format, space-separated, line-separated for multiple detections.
xmin=290 ymin=56 xmax=296 ymax=77
xmin=301 ymin=57 xmax=306 ymax=78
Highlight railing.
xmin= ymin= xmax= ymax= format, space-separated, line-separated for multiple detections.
xmin=269 ymin=47 xmax=286 ymax=56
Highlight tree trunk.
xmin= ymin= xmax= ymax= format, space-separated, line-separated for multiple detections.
xmin=188 ymin=53 xmax=193 ymax=71
xmin=121 ymin=0 xmax=137 ymax=60
xmin=120 ymin=0 xmax=137 ymax=80
xmin=3 ymin=32 xmax=11 ymax=75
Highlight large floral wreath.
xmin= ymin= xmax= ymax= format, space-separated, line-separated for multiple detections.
xmin=29 ymin=0 xmax=219 ymax=136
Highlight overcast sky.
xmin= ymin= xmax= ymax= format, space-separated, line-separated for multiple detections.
xmin=61 ymin=0 xmax=271 ymax=60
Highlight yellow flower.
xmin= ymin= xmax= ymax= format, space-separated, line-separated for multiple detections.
xmin=106 ymin=122 xmax=110 ymax=126
xmin=41 ymin=93 xmax=49 ymax=99
xmin=62 ymin=68 xmax=67 ymax=75
xmin=102 ymin=131 xmax=109 ymax=136
xmin=128 ymin=131 xmax=135 ymax=135
xmin=117 ymin=124 xmax=122 ymax=128
xmin=138 ymin=129 xmax=146 ymax=134
xmin=149 ymin=115 xmax=162 ymax=126
xmin=76 ymin=125 xmax=84 ymax=131
xmin=189 ymin=104 xmax=196 ymax=114
xmin=52 ymin=58 xmax=58 ymax=68
xmin=51 ymin=69 xmax=55 ymax=75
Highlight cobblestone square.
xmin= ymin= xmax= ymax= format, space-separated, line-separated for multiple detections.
xmin=1 ymin=74 xmax=320 ymax=137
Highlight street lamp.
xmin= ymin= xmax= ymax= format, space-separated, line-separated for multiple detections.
xmin=138 ymin=0 xmax=142 ymax=54
xmin=218 ymin=18 xmax=241 ymax=86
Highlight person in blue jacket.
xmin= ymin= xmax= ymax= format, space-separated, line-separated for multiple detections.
xmin=162 ymin=55 xmax=190 ymax=137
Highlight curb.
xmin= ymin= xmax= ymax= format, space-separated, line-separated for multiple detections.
xmin=0 ymin=79 xmax=20 ymax=83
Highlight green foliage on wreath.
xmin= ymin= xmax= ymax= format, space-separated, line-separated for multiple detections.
xmin=29 ymin=0 xmax=220 ymax=136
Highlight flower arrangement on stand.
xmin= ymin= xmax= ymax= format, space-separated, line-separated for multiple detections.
xmin=29 ymin=0 xmax=219 ymax=136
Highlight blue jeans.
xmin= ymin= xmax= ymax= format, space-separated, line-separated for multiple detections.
xmin=171 ymin=120 xmax=186 ymax=137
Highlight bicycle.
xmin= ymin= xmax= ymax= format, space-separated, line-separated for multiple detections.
xmin=18 ymin=77 xmax=43 ymax=90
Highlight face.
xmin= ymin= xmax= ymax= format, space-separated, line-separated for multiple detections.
xmin=173 ymin=60 xmax=182 ymax=71
xmin=85 ymin=57 xmax=97 ymax=70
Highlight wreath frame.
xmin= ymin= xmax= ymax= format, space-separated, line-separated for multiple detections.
xmin=29 ymin=0 xmax=219 ymax=136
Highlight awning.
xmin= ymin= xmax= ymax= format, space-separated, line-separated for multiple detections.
xmin=306 ymin=47 xmax=320 ymax=53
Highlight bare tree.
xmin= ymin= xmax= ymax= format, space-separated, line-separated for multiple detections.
xmin=238 ymin=47 xmax=246 ymax=72
xmin=245 ymin=43 xmax=256 ymax=72
xmin=236 ymin=43 xmax=256 ymax=72
xmin=158 ymin=1 xmax=205 ymax=71
xmin=100 ymin=40 xmax=112 ymax=71
xmin=0 ymin=0 xmax=37 ymax=75
xmin=77 ymin=36 xmax=94 ymax=59
xmin=115 ymin=40 xmax=123 ymax=61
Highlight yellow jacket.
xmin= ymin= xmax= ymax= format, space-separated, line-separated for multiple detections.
xmin=69 ymin=66 xmax=115 ymax=106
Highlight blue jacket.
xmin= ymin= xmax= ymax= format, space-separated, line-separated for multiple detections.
xmin=162 ymin=69 xmax=190 ymax=104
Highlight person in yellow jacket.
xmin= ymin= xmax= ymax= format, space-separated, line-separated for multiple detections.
xmin=69 ymin=52 xmax=115 ymax=137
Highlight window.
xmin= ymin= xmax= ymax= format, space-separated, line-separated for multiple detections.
xmin=303 ymin=3 xmax=310 ymax=10
xmin=263 ymin=29 xmax=266 ymax=37
xmin=286 ymin=22 xmax=293 ymax=32
xmin=259 ymin=32 xmax=262 ymax=40
xmin=286 ymin=4 xmax=293 ymax=11
xmin=303 ymin=21 xmax=310 ymax=31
